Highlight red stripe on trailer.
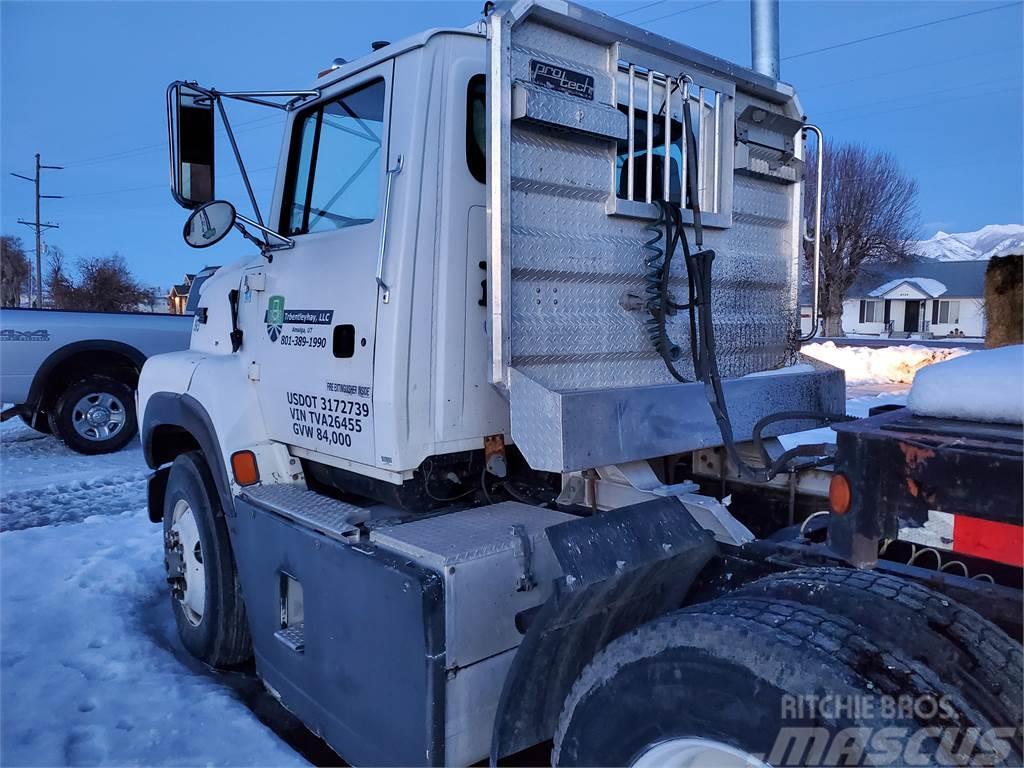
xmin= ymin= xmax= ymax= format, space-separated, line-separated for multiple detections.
xmin=953 ymin=516 xmax=1024 ymax=567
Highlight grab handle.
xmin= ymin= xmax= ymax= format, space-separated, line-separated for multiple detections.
xmin=376 ymin=154 xmax=404 ymax=304
xmin=800 ymin=125 xmax=823 ymax=342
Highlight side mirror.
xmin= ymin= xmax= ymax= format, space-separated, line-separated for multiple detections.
xmin=183 ymin=201 xmax=236 ymax=248
xmin=169 ymin=83 xmax=215 ymax=208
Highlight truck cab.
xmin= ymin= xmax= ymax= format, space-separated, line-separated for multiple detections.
xmin=138 ymin=3 xmax=1021 ymax=766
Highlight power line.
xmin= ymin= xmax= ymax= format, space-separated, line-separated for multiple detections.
xmin=798 ymin=45 xmax=1021 ymax=93
xmin=62 ymin=165 xmax=278 ymax=199
xmin=784 ymin=1 xmax=1021 ymax=61
xmin=60 ymin=114 xmax=283 ymax=169
xmin=819 ymin=83 xmax=1020 ymax=123
xmin=10 ymin=154 xmax=63 ymax=307
xmin=636 ymin=0 xmax=721 ymax=25
xmin=812 ymin=75 xmax=1021 ymax=118
xmin=614 ymin=0 xmax=666 ymax=18
xmin=811 ymin=83 xmax=1019 ymax=128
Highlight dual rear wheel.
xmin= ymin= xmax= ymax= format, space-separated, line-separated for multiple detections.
xmin=554 ymin=570 xmax=1022 ymax=767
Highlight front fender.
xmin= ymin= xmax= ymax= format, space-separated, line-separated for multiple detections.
xmin=490 ymin=497 xmax=718 ymax=762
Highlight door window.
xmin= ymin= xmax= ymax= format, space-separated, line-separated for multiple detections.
xmin=282 ymin=79 xmax=386 ymax=236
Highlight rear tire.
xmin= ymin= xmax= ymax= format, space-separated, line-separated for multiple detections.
xmin=554 ymin=597 xmax=1014 ymax=767
xmin=163 ymin=451 xmax=251 ymax=668
xmin=49 ymin=375 xmax=137 ymax=454
xmin=732 ymin=567 xmax=1023 ymax=757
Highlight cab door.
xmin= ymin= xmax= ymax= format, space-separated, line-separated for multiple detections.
xmin=242 ymin=62 xmax=394 ymax=468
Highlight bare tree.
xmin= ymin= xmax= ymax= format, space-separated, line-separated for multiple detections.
xmin=1 ymin=235 xmax=32 ymax=307
xmin=46 ymin=252 xmax=155 ymax=312
xmin=804 ymin=143 xmax=918 ymax=337
xmin=45 ymin=247 xmax=76 ymax=309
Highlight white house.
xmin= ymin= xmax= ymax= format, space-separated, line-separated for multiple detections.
xmin=801 ymin=259 xmax=989 ymax=339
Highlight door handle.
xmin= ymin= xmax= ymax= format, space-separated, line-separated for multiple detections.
xmin=376 ymin=154 xmax=404 ymax=304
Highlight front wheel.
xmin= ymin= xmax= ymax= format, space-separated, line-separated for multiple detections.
xmin=49 ymin=375 xmax=136 ymax=454
xmin=163 ymin=451 xmax=252 ymax=668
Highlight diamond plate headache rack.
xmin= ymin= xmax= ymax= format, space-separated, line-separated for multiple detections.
xmin=485 ymin=0 xmax=827 ymax=471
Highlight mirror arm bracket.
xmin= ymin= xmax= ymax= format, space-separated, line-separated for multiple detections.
xmin=214 ymin=97 xmax=265 ymax=233
xmin=235 ymin=213 xmax=294 ymax=261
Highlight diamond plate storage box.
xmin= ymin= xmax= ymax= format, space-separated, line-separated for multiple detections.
xmin=369 ymin=501 xmax=575 ymax=668
xmin=487 ymin=1 xmax=843 ymax=472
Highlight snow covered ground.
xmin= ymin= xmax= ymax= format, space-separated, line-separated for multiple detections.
xmin=0 ymin=343 xmax=970 ymax=765
xmin=0 ymin=419 xmax=303 ymax=767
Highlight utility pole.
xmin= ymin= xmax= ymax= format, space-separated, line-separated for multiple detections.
xmin=11 ymin=153 xmax=63 ymax=307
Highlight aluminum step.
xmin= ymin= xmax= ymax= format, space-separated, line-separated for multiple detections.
xmin=240 ymin=483 xmax=369 ymax=541
xmin=274 ymin=623 xmax=305 ymax=653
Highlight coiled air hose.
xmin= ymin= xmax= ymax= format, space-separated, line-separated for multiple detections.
xmin=644 ymin=91 xmax=851 ymax=482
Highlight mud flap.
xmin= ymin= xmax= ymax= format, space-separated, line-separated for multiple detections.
xmin=489 ymin=497 xmax=718 ymax=762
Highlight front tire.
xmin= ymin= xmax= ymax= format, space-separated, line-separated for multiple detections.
xmin=49 ymin=375 xmax=137 ymax=454
xmin=163 ymin=451 xmax=252 ymax=668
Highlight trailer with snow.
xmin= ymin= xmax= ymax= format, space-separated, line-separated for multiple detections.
xmin=139 ymin=2 xmax=1022 ymax=764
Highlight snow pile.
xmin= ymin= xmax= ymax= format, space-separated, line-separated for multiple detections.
xmin=803 ymin=342 xmax=969 ymax=384
xmin=868 ymin=277 xmax=947 ymax=297
xmin=909 ymin=345 xmax=1024 ymax=424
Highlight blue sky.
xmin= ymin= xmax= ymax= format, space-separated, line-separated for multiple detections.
xmin=2 ymin=0 xmax=1021 ymax=288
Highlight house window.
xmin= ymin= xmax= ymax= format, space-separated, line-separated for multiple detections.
xmin=935 ymin=300 xmax=960 ymax=324
xmin=859 ymin=299 xmax=883 ymax=323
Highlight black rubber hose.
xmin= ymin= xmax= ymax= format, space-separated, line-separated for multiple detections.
xmin=675 ymin=102 xmax=846 ymax=483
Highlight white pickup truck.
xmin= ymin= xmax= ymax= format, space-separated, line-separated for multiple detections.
xmin=1 ymin=301 xmax=199 ymax=453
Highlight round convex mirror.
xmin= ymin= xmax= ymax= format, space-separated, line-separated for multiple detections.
xmin=183 ymin=200 xmax=236 ymax=248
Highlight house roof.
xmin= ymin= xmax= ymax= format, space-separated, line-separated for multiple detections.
xmin=799 ymin=259 xmax=988 ymax=304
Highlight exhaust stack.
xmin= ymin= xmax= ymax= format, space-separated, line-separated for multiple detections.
xmin=750 ymin=0 xmax=780 ymax=79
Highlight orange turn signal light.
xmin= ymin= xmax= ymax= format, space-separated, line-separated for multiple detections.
xmin=829 ymin=473 xmax=851 ymax=516
xmin=231 ymin=450 xmax=260 ymax=486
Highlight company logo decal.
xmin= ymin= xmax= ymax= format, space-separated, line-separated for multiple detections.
xmin=265 ymin=295 xmax=334 ymax=343
xmin=530 ymin=59 xmax=595 ymax=101
xmin=265 ymin=295 xmax=285 ymax=341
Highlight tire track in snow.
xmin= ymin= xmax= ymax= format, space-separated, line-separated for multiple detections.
xmin=1 ymin=473 xmax=149 ymax=532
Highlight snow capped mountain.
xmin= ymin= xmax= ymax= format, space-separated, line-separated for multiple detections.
xmin=915 ymin=224 xmax=1024 ymax=261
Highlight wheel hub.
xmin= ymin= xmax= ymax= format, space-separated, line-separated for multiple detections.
xmin=71 ymin=392 xmax=126 ymax=441
xmin=631 ymin=738 xmax=768 ymax=768
xmin=167 ymin=500 xmax=206 ymax=626
xmin=86 ymin=405 xmax=111 ymax=426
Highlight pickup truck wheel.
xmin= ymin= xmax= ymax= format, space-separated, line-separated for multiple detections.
xmin=554 ymin=597 xmax=1008 ymax=767
xmin=163 ymin=451 xmax=252 ymax=668
xmin=49 ymin=375 xmax=137 ymax=454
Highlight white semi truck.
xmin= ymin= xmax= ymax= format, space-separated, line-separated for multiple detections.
xmin=140 ymin=2 xmax=1022 ymax=765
